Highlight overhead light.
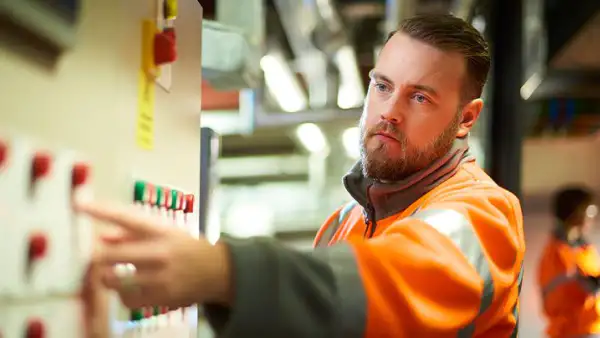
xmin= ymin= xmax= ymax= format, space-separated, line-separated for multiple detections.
xmin=520 ymin=72 xmax=543 ymax=100
xmin=342 ymin=127 xmax=360 ymax=159
xmin=334 ymin=45 xmax=365 ymax=109
xmin=296 ymin=123 xmax=328 ymax=153
xmin=472 ymin=16 xmax=486 ymax=33
xmin=260 ymin=53 xmax=308 ymax=112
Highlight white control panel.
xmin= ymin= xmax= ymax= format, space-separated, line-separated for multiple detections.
xmin=0 ymin=134 xmax=200 ymax=338
xmin=0 ymin=134 xmax=94 ymax=338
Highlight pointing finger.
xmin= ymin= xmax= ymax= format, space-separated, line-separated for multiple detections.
xmin=77 ymin=201 xmax=161 ymax=237
xmin=95 ymin=241 xmax=168 ymax=267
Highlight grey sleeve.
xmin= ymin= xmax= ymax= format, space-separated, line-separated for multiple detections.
xmin=203 ymin=236 xmax=367 ymax=338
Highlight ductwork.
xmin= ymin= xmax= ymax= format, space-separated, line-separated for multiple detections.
xmin=522 ymin=0 xmax=600 ymax=100
xmin=272 ymin=0 xmax=364 ymax=109
xmin=201 ymin=0 xmax=264 ymax=90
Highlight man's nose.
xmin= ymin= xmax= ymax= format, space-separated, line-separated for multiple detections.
xmin=379 ymin=97 xmax=404 ymax=124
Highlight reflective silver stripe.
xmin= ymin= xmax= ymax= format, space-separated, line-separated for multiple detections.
xmin=409 ymin=209 xmax=494 ymax=337
xmin=313 ymin=242 xmax=366 ymax=338
xmin=509 ymin=265 xmax=524 ymax=338
xmin=542 ymin=273 xmax=577 ymax=297
xmin=316 ymin=201 xmax=357 ymax=247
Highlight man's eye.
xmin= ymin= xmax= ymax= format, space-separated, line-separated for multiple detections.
xmin=373 ymin=82 xmax=390 ymax=93
xmin=412 ymin=93 xmax=429 ymax=104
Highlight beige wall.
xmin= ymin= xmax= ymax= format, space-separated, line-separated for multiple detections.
xmin=522 ymin=136 xmax=600 ymax=196
xmin=0 ymin=0 xmax=203 ymax=336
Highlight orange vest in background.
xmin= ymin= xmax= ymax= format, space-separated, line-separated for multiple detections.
xmin=538 ymin=232 xmax=600 ymax=337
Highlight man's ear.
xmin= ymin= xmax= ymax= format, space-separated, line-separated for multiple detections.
xmin=456 ymin=98 xmax=483 ymax=138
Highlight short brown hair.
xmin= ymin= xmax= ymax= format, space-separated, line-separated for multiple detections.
xmin=387 ymin=14 xmax=490 ymax=101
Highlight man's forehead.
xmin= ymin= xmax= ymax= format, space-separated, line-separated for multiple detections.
xmin=375 ymin=32 xmax=466 ymax=89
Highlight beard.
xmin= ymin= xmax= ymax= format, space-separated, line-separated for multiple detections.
xmin=359 ymin=113 xmax=461 ymax=182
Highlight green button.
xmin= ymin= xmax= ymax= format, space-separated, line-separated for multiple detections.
xmin=156 ymin=187 xmax=164 ymax=206
xmin=134 ymin=181 xmax=146 ymax=202
xmin=170 ymin=190 xmax=178 ymax=210
xmin=130 ymin=309 xmax=143 ymax=321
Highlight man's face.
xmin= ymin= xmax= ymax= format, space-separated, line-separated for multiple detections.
xmin=360 ymin=32 xmax=481 ymax=181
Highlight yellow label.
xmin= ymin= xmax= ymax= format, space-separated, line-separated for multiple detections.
xmin=136 ymin=70 xmax=155 ymax=150
xmin=141 ymin=20 xmax=156 ymax=75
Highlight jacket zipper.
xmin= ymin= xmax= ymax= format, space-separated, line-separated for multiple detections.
xmin=363 ymin=203 xmax=377 ymax=238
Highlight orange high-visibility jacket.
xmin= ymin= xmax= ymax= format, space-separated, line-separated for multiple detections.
xmin=205 ymin=138 xmax=525 ymax=338
xmin=538 ymin=230 xmax=600 ymax=337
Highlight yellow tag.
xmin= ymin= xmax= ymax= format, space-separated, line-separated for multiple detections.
xmin=136 ymin=70 xmax=155 ymax=150
xmin=141 ymin=19 xmax=161 ymax=77
xmin=165 ymin=0 xmax=178 ymax=20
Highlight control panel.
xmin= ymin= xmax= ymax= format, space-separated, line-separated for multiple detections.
xmin=0 ymin=134 xmax=94 ymax=338
xmin=0 ymin=134 xmax=199 ymax=338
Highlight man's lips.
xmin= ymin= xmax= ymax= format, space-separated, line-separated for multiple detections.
xmin=374 ymin=132 xmax=398 ymax=142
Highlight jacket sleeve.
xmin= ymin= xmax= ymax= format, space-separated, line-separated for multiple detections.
xmin=539 ymin=248 xmax=600 ymax=317
xmin=204 ymin=190 xmax=523 ymax=338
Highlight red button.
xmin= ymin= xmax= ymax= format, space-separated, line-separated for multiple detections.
xmin=154 ymin=32 xmax=177 ymax=66
xmin=176 ymin=192 xmax=184 ymax=210
xmin=72 ymin=163 xmax=89 ymax=186
xmin=0 ymin=141 xmax=7 ymax=167
xmin=164 ymin=27 xmax=176 ymax=41
xmin=32 ymin=153 xmax=51 ymax=179
xmin=26 ymin=318 xmax=44 ymax=338
xmin=29 ymin=233 xmax=48 ymax=260
xmin=184 ymin=194 xmax=195 ymax=213
xmin=164 ymin=188 xmax=171 ymax=208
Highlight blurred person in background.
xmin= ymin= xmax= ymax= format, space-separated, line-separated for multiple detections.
xmin=538 ymin=187 xmax=600 ymax=338
xmin=81 ymin=14 xmax=525 ymax=337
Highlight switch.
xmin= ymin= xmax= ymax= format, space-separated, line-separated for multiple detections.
xmin=29 ymin=233 xmax=48 ymax=261
xmin=134 ymin=180 xmax=146 ymax=202
xmin=147 ymin=184 xmax=156 ymax=205
xmin=184 ymin=194 xmax=194 ymax=213
xmin=164 ymin=0 xmax=178 ymax=20
xmin=170 ymin=190 xmax=178 ymax=210
xmin=176 ymin=191 xmax=184 ymax=210
xmin=153 ymin=32 xmax=177 ymax=66
xmin=71 ymin=163 xmax=89 ymax=186
xmin=130 ymin=309 xmax=143 ymax=322
xmin=163 ymin=188 xmax=171 ymax=208
xmin=32 ymin=153 xmax=51 ymax=179
xmin=163 ymin=27 xmax=176 ymax=41
xmin=26 ymin=318 xmax=44 ymax=338
xmin=156 ymin=187 xmax=164 ymax=207
xmin=0 ymin=141 xmax=7 ymax=167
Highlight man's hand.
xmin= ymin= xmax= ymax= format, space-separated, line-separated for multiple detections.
xmin=78 ymin=201 xmax=232 ymax=309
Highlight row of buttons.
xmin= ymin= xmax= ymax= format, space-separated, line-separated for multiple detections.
xmin=133 ymin=180 xmax=194 ymax=213
xmin=0 ymin=141 xmax=91 ymax=279
xmin=129 ymin=181 xmax=196 ymax=323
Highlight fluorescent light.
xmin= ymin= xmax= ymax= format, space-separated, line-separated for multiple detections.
xmin=472 ymin=16 xmax=486 ymax=33
xmin=334 ymin=45 xmax=365 ymax=109
xmin=260 ymin=53 xmax=308 ymax=112
xmin=296 ymin=123 xmax=328 ymax=153
xmin=342 ymin=127 xmax=360 ymax=159
xmin=520 ymin=72 xmax=542 ymax=100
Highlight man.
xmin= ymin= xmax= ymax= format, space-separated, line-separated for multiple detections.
xmin=538 ymin=187 xmax=600 ymax=338
xmin=81 ymin=14 xmax=525 ymax=337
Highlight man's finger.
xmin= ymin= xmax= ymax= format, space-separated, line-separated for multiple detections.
xmin=94 ymin=241 xmax=168 ymax=267
xmin=77 ymin=201 xmax=160 ymax=236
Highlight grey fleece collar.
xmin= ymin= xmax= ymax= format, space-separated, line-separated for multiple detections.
xmin=342 ymin=137 xmax=474 ymax=221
